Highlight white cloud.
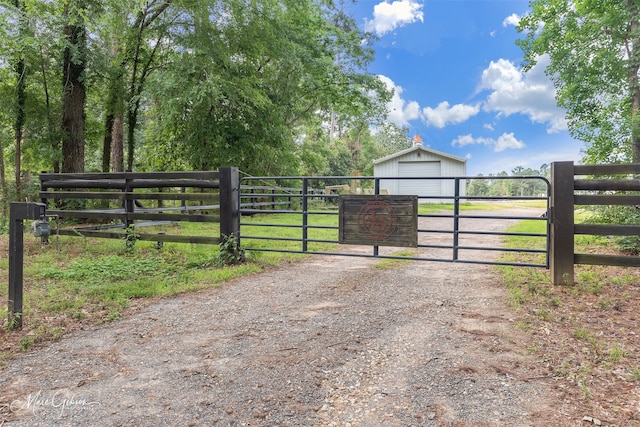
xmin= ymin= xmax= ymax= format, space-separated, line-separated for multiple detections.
xmin=502 ymin=13 xmax=521 ymax=27
xmin=495 ymin=132 xmax=526 ymax=151
xmin=378 ymin=75 xmax=421 ymax=127
xmin=451 ymin=132 xmax=525 ymax=152
xmin=364 ymin=0 xmax=424 ymax=36
xmin=480 ymin=55 xmax=567 ymax=133
xmin=422 ymin=101 xmax=480 ymax=128
xmin=452 ymin=134 xmax=482 ymax=147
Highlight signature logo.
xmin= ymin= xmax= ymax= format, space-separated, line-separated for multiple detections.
xmin=9 ymin=390 xmax=100 ymax=417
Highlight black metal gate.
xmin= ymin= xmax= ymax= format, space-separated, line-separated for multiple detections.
xmin=239 ymin=175 xmax=550 ymax=268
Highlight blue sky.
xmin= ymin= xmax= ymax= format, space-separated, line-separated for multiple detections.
xmin=346 ymin=0 xmax=584 ymax=176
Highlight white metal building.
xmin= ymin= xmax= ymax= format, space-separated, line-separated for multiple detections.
xmin=373 ymin=137 xmax=467 ymax=203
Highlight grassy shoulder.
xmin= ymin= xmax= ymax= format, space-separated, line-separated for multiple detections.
xmin=498 ymin=219 xmax=640 ymax=421
xmin=0 ymin=228 xmax=305 ymax=362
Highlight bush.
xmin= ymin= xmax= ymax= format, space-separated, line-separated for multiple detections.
xmin=0 ymin=215 xmax=8 ymax=235
xmin=590 ymin=204 xmax=640 ymax=254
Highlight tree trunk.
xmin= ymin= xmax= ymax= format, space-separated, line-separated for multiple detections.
xmin=0 ymin=136 xmax=7 ymax=215
xmin=14 ymin=0 xmax=26 ymax=200
xmin=125 ymin=2 xmax=170 ymax=171
xmin=39 ymin=46 xmax=59 ymax=173
xmin=626 ymin=0 xmax=640 ymax=162
xmin=14 ymin=56 xmax=25 ymax=201
xmin=111 ymin=114 xmax=124 ymax=172
xmin=61 ymin=4 xmax=86 ymax=173
xmin=102 ymin=113 xmax=114 ymax=172
xmin=102 ymin=42 xmax=125 ymax=172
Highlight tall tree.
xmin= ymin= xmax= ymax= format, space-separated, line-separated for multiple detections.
xmin=61 ymin=0 xmax=87 ymax=173
xmin=13 ymin=0 xmax=27 ymax=199
xmin=0 ymin=98 xmax=8 ymax=214
xmin=518 ymin=0 xmax=640 ymax=163
xmin=98 ymin=0 xmax=128 ymax=172
xmin=124 ymin=0 xmax=171 ymax=171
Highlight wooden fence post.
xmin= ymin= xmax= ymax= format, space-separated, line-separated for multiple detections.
xmin=550 ymin=161 xmax=575 ymax=285
xmin=124 ymin=171 xmax=134 ymax=229
xmin=219 ymin=166 xmax=240 ymax=240
xmin=8 ymin=204 xmax=25 ymax=329
xmin=8 ymin=202 xmax=46 ymax=329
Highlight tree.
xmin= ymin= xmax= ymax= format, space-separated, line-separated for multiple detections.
xmin=99 ymin=0 xmax=128 ymax=172
xmin=145 ymin=0 xmax=389 ymax=176
xmin=373 ymin=122 xmax=411 ymax=158
xmin=518 ymin=0 xmax=640 ymax=163
xmin=0 ymin=0 xmax=391 ymax=201
xmin=13 ymin=0 xmax=27 ymax=199
xmin=1 ymin=0 xmax=64 ymax=201
xmin=467 ymin=175 xmax=489 ymax=196
xmin=0 ymin=93 xmax=8 ymax=214
xmin=61 ymin=0 xmax=88 ymax=173
xmin=123 ymin=0 xmax=171 ymax=171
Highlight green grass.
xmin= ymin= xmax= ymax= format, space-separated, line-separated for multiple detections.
xmin=0 ymin=228 xmax=263 ymax=346
xmin=371 ymin=250 xmax=417 ymax=269
xmin=240 ymin=211 xmax=339 ymax=252
xmin=495 ymin=219 xmax=549 ymax=309
xmin=497 ymin=217 xmax=626 ymax=310
xmin=609 ymin=342 xmax=627 ymax=363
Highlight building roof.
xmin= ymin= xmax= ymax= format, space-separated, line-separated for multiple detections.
xmin=373 ymin=145 xmax=467 ymax=165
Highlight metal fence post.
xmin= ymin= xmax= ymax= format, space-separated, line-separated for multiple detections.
xmin=301 ymin=178 xmax=309 ymax=253
xmin=219 ymin=166 xmax=240 ymax=240
xmin=550 ymin=161 xmax=575 ymax=285
xmin=453 ymin=177 xmax=460 ymax=261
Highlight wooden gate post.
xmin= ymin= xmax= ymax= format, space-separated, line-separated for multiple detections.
xmin=8 ymin=202 xmax=47 ymax=329
xmin=8 ymin=204 xmax=25 ymax=329
xmin=219 ymin=166 xmax=240 ymax=240
xmin=550 ymin=161 xmax=575 ymax=285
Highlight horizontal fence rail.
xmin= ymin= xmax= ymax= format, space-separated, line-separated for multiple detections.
xmin=38 ymin=167 xmax=240 ymax=245
xmin=550 ymin=161 xmax=640 ymax=284
xmin=239 ymin=175 xmax=550 ymax=268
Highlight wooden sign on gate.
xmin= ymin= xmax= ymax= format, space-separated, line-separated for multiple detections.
xmin=339 ymin=195 xmax=418 ymax=247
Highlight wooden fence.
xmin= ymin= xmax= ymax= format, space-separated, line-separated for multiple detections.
xmin=39 ymin=167 xmax=240 ymax=244
xmin=550 ymin=161 xmax=640 ymax=284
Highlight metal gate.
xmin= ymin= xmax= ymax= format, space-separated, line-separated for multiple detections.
xmin=239 ymin=175 xmax=550 ymax=268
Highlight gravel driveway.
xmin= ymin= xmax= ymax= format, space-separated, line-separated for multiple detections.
xmin=0 ymin=208 xmax=565 ymax=426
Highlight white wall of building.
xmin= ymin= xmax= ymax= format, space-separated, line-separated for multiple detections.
xmin=373 ymin=147 xmax=467 ymax=203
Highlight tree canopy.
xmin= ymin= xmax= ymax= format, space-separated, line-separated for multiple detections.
xmin=517 ymin=0 xmax=640 ymax=163
xmin=0 ymin=0 xmax=392 ymax=211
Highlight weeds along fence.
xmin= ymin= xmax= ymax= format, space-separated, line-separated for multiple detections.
xmin=39 ymin=167 xmax=240 ymax=244
xmin=550 ymin=161 xmax=640 ymax=284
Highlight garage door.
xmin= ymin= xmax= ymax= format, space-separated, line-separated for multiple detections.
xmin=398 ymin=161 xmax=441 ymax=196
